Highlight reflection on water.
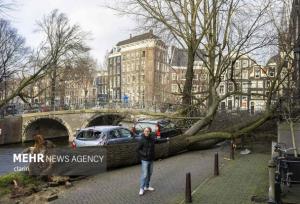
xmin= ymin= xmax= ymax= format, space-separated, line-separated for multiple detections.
xmin=0 ymin=137 xmax=70 ymax=176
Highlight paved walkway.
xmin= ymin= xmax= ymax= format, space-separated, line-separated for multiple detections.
xmin=190 ymin=150 xmax=270 ymax=204
xmin=52 ymin=146 xmax=228 ymax=204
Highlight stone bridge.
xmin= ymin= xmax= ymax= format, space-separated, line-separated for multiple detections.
xmin=0 ymin=109 xmax=156 ymax=145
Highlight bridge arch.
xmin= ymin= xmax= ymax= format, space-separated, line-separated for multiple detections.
xmin=23 ymin=116 xmax=73 ymax=141
xmin=82 ymin=113 xmax=125 ymax=128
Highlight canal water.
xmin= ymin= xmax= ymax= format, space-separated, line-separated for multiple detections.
xmin=0 ymin=138 xmax=69 ymax=176
xmin=0 ymin=122 xmax=134 ymax=176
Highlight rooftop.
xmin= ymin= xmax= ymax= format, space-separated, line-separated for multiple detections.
xmin=116 ymin=30 xmax=159 ymax=46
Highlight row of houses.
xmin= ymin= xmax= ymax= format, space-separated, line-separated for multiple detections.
xmin=92 ymin=30 xmax=284 ymax=113
xmin=0 ymin=29 xmax=286 ymax=114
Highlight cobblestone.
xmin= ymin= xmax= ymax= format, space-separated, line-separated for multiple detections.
xmin=52 ymin=146 xmax=229 ymax=204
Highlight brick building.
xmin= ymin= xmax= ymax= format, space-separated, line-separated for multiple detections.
xmin=95 ymin=69 xmax=109 ymax=103
xmin=108 ymin=30 xmax=169 ymax=108
xmin=168 ymin=46 xmax=209 ymax=108
xmin=107 ymin=47 xmax=122 ymax=102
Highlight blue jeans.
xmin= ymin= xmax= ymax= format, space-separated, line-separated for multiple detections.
xmin=140 ymin=160 xmax=153 ymax=189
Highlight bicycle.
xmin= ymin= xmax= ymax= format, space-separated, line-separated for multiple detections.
xmin=274 ymin=143 xmax=299 ymax=189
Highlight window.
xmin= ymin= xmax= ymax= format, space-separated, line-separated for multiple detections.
xmin=219 ymin=85 xmax=224 ymax=94
xmin=172 ymin=73 xmax=177 ymax=80
xmin=236 ymin=83 xmax=241 ymax=91
xmin=242 ymin=82 xmax=248 ymax=92
xmin=118 ymin=129 xmax=132 ymax=138
xmin=242 ymin=60 xmax=248 ymax=68
xmin=194 ymin=74 xmax=198 ymax=80
xmin=142 ymin=51 xmax=146 ymax=57
xmin=242 ymin=71 xmax=248 ymax=79
xmin=172 ymin=84 xmax=178 ymax=93
xmin=228 ymin=83 xmax=234 ymax=92
xmin=269 ymin=69 xmax=275 ymax=77
xmin=109 ymin=130 xmax=121 ymax=139
xmin=200 ymin=74 xmax=207 ymax=80
xmin=117 ymin=65 xmax=121 ymax=74
xmin=76 ymin=131 xmax=103 ymax=140
xmin=192 ymin=85 xmax=198 ymax=92
xmin=257 ymin=81 xmax=263 ymax=88
xmin=255 ymin=69 xmax=260 ymax=78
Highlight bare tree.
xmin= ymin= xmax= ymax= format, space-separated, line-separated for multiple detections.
xmin=107 ymin=0 xmax=299 ymax=148
xmin=36 ymin=9 xmax=90 ymax=111
xmin=186 ymin=0 xmax=296 ymax=143
xmin=108 ymin=0 xmax=275 ymax=130
xmin=107 ymin=0 xmax=215 ymax=110
xmin=59 ymin=56 xmax=96 ymax=109
xmin=0 ymin=19 xmax=29 ymax=100
xmin=74 ymin=56 xmax=97 ymax=108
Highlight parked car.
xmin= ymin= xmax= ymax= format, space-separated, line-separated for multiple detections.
xmin=72 ymin=126 xmax=138 ymax=148
xmin=132 ymin=119 xmax=182 ymax=139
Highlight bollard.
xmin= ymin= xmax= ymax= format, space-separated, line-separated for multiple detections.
xmin=185 ymin=172 xmax=192 ymax=203
xmin=268 ymin=160 xmax=276 ymax=203
xmin=230 ymin=140 xmax=235 ymax=160
xmin=274 ymin=172 xmax=282 ymax=204
xmin=214 ymin=152 xmax=219 ymax=176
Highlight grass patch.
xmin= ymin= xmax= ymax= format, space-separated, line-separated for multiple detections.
xmin=0 ymin=172 xmax=42 ymax=196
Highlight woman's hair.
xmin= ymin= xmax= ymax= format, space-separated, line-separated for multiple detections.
xmin=144 ymin=127 xmax=152 ymax=132
xmin=34 ymin=134 xmax=45 ymax=152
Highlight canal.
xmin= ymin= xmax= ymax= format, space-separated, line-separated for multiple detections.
xmin=0 ymin=137 xmax=69 ymax=176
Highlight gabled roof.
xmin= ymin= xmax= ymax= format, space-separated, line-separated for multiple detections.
xmin=266 ymin=54 xmax=280 ymax=66
xmin=116 ymin=31 xmax=159 ymax=46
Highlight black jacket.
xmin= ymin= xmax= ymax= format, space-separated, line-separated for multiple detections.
xmin=137 ymin=134 xmax=155 ymax=161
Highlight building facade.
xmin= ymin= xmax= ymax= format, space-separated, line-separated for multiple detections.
xmin=108 ymin=47 xmax=122 ymax=102
xmin=108 ymin=30 xmax=170 ymax=108
xmin=95 ymin=69 xmax=109 ymax=103
xmin=168 ymin=47 xmax=209 ymax=109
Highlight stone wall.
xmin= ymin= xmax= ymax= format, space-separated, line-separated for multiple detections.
xmin=0 ymin=116 xmax=22 ymax=145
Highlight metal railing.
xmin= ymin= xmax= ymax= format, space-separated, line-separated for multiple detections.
xmin=0 ymin=100 xmax=183 ymax=117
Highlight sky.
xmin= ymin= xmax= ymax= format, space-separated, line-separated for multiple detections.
xmin=6 ymin=0 xmax=136 ymax=67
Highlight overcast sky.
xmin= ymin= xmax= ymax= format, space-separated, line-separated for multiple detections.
xmin=6 ymin=0 xmax=136 ymax=67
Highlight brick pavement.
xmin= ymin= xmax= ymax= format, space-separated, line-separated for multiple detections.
xmin=52 ymin=145 xmax=229 ymax=204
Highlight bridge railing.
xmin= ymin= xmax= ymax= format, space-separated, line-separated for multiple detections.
xmin=0 ymin=100 xmax=185 ymax=117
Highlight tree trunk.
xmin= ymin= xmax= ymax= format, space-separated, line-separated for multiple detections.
xmin=182 ymin=48 xmax=195 ymax=113
xmin=186 ymin=111 xmax=273 ymax=144
xmin=50 ymin=68 xmax=57 ymax=111
xmin=84 ymin=89 xmax=88 ymax=109
xmin=59 ymin=82 xmax=65 ymax=110
xmin=184 ymin=87 xmax=219 ymax=136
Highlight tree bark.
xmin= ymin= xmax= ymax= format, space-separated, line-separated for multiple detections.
xmin=182 ymin=47 xmax=196 ymax=113
xmin=186 ymin=111 xmax=273 ymax=144
xmin=50 ymin=67 xmax=57 ymax=111
xmin=184 ymin=87 xmax=219 ymax=136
